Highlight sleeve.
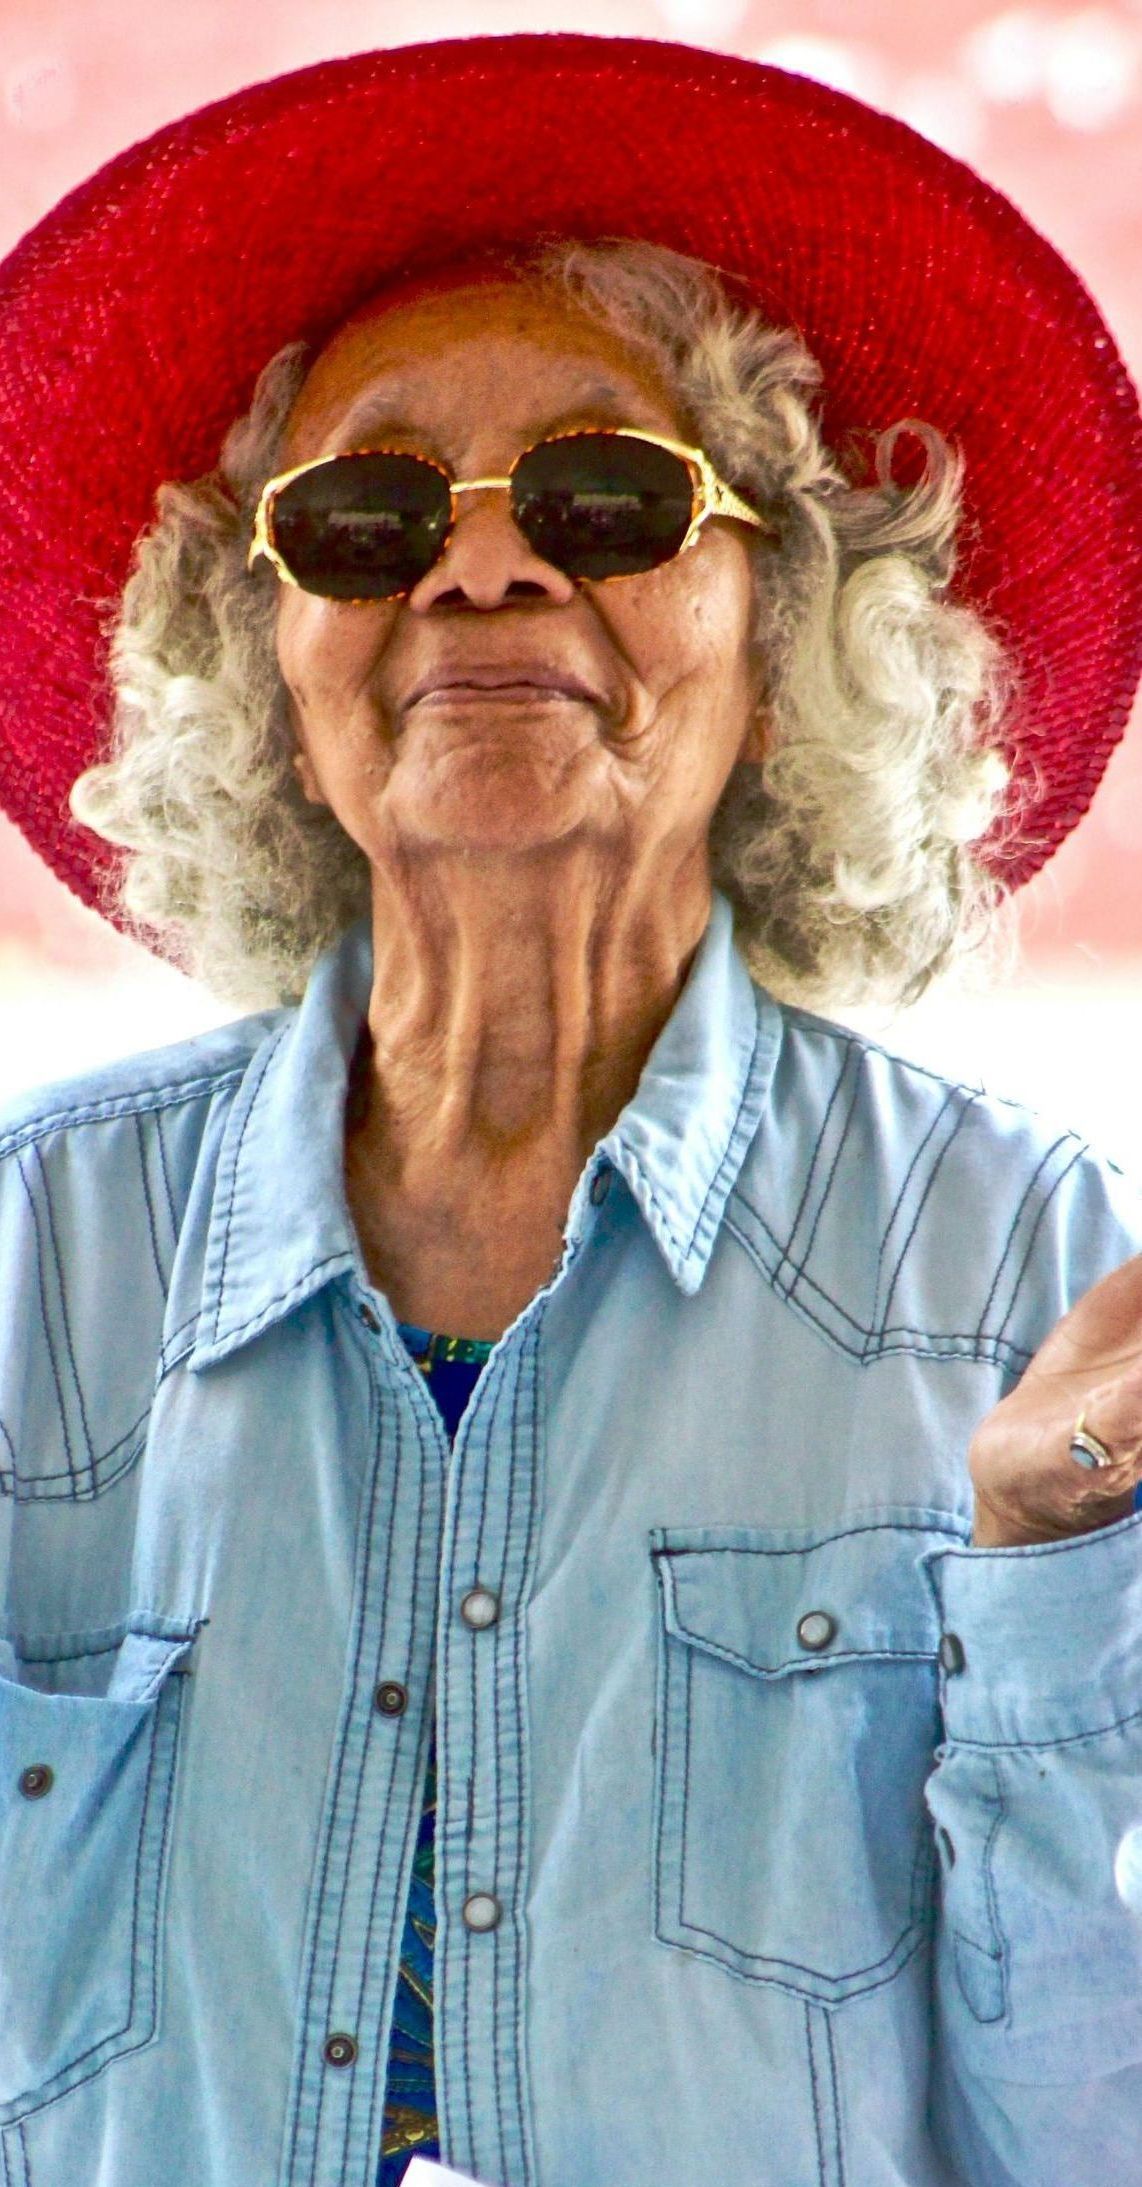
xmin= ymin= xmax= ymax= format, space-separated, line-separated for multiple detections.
xmin=921 ymin=1146 xmax=1142 ymax=2187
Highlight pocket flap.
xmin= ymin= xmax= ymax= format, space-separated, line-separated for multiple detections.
xmin=652 ymin=1519 xmax=950 ymax=1675
xmin=106 ymin=1631 xmax=196 ymax=1704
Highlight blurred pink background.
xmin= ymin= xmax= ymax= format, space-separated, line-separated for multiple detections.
xmin=2 ymin=1 xmax=1142 ymax=1148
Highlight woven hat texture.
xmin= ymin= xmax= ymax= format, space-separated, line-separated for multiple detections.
xmin=1 ymin=31 xmax=1140 ymax=918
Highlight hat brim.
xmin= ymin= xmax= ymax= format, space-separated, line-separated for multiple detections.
xmin=1 ymin=32 xmax=1140 ymax=913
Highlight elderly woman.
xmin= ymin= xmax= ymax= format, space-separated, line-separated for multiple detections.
xmin=1 ymin=33 xmax=1142 ymax=2187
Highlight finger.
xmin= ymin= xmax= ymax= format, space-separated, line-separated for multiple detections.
xmin=971 ymin=1372 xmax=1142 ymax=1545
xmin=1072 ymin=1366 xmax=1142 ymax=1469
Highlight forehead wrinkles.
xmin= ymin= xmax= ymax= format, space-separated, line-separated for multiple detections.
xmin=284 ymin=289 xmax=683 ymax=461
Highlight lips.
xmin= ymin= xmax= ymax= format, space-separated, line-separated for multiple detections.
xmin=403 ymin=662 xmax=603 ymax=708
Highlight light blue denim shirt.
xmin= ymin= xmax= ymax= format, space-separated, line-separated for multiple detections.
xmin=2 ymin=890 xmax=1142 ymax=2187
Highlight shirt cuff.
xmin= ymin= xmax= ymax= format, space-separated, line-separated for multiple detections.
xmin=924 ymin=1510 xmax=1142 ymax=1746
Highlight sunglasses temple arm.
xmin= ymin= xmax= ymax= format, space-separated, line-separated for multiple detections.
xmin=707 ymin=480 xmax=769 ymax=531
xmin=247 ymin=492 xmax=270 ymax=574
xmin=247 ymin=494 xmax=302 ymax=586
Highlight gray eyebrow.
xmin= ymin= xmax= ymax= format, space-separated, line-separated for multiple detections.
xmin=334 ymin=387 xmax=416 ymax=447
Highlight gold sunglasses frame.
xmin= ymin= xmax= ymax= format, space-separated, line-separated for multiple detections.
xmin=247 ymin=426 xmax=770 ymax=597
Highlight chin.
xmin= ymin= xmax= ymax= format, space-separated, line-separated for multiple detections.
xmin=389 ymin=748 xmax=603 ymax=850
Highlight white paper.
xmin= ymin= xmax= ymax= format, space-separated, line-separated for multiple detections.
xmin=402 ymin=2161 xmax=488 ymax=2187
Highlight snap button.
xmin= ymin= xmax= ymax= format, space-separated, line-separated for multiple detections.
xmin=374 ymin=1681 xmax=408 ymax=1717
xmin=1114 ymin=1825 xmax=1142 ymax=1911
xmin=938 ymin=1632 xmax=966 ymax=1675
xmin=18 ymin=1763 xmax=54 ymax=1800
xmin=796 ymin=1610 xmax=837 ymax=1652
xmin=460 ymin=1587 xmax=500 ymax=1631
xmin=357 ymin=1303 xmax=381 ymax=1333
xmin=323 ymin=2031 xmax=358 ymax=2068
xmin=462 ymin=1892 xmax=502 ymax=1933
xmin=589 ymin=1166 xmax=612 ymax=1206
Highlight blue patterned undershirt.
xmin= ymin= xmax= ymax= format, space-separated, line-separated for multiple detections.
xmin=377 ymin=1323 xmax=495 ymax=2187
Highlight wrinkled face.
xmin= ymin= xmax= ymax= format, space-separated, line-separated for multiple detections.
xmin=275 ymin=272 xmax=765 ymax=871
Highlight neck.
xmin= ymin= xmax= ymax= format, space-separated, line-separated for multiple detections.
xmin=352 ymin=843 xmax=712 ymax=1208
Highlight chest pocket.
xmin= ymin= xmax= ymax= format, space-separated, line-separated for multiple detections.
xmin=0 ymin=1623 xmax=197 ymax=2123
xmin=650 ymin=1520 xmax=953 ymax=2005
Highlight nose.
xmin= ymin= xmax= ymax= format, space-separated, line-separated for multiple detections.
xmin=406 ymin=486 xmax=577 ymax=613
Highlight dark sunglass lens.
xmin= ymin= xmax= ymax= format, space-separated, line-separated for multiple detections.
xmin=512 ymin=434 xmax=695 ymax=580
xmin=269 ymin=453 xmax=451 ymax=599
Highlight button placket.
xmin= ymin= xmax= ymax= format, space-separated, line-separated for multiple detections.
xmin=281 ymin=1333 xmax=444 ymax=2187
xmin=435 ymin=1321 xmax=543 ymax=2187
xmin=457 ymin=1594 xmax=503 ymax=1952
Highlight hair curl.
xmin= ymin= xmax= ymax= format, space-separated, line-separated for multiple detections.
xmin=70 ymin=238 xmax=1012 ymax=1009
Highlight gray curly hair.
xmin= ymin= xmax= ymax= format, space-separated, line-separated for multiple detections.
xmin=70 ymin=238 xmax=1012 ymax=1010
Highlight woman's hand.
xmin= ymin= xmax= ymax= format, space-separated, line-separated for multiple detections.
xmin=970 ymin=1254 xmax=1142 ymax=1546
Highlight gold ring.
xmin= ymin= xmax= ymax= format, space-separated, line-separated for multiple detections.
xmin=1069 ymin=1411 xmax=1116 ymax=1471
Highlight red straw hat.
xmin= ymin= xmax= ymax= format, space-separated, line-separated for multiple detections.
xmin=1 ymin=32 xmax=1140 ymax=918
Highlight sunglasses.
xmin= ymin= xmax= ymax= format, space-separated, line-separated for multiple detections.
xmin=247 ymin=427 xmax=770 ymax=601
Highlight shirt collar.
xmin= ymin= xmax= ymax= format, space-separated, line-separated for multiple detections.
xmin=190 ymin=889 xmax=780 ymax=1366
xmin=583 ymin=890 xmax=778 ymax=1293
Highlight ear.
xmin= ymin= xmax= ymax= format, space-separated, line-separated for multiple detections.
xmin=736 ymin=705 xmax=769 ymax=769
xmin=291 ymin=747 xmax=328 ymax=807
